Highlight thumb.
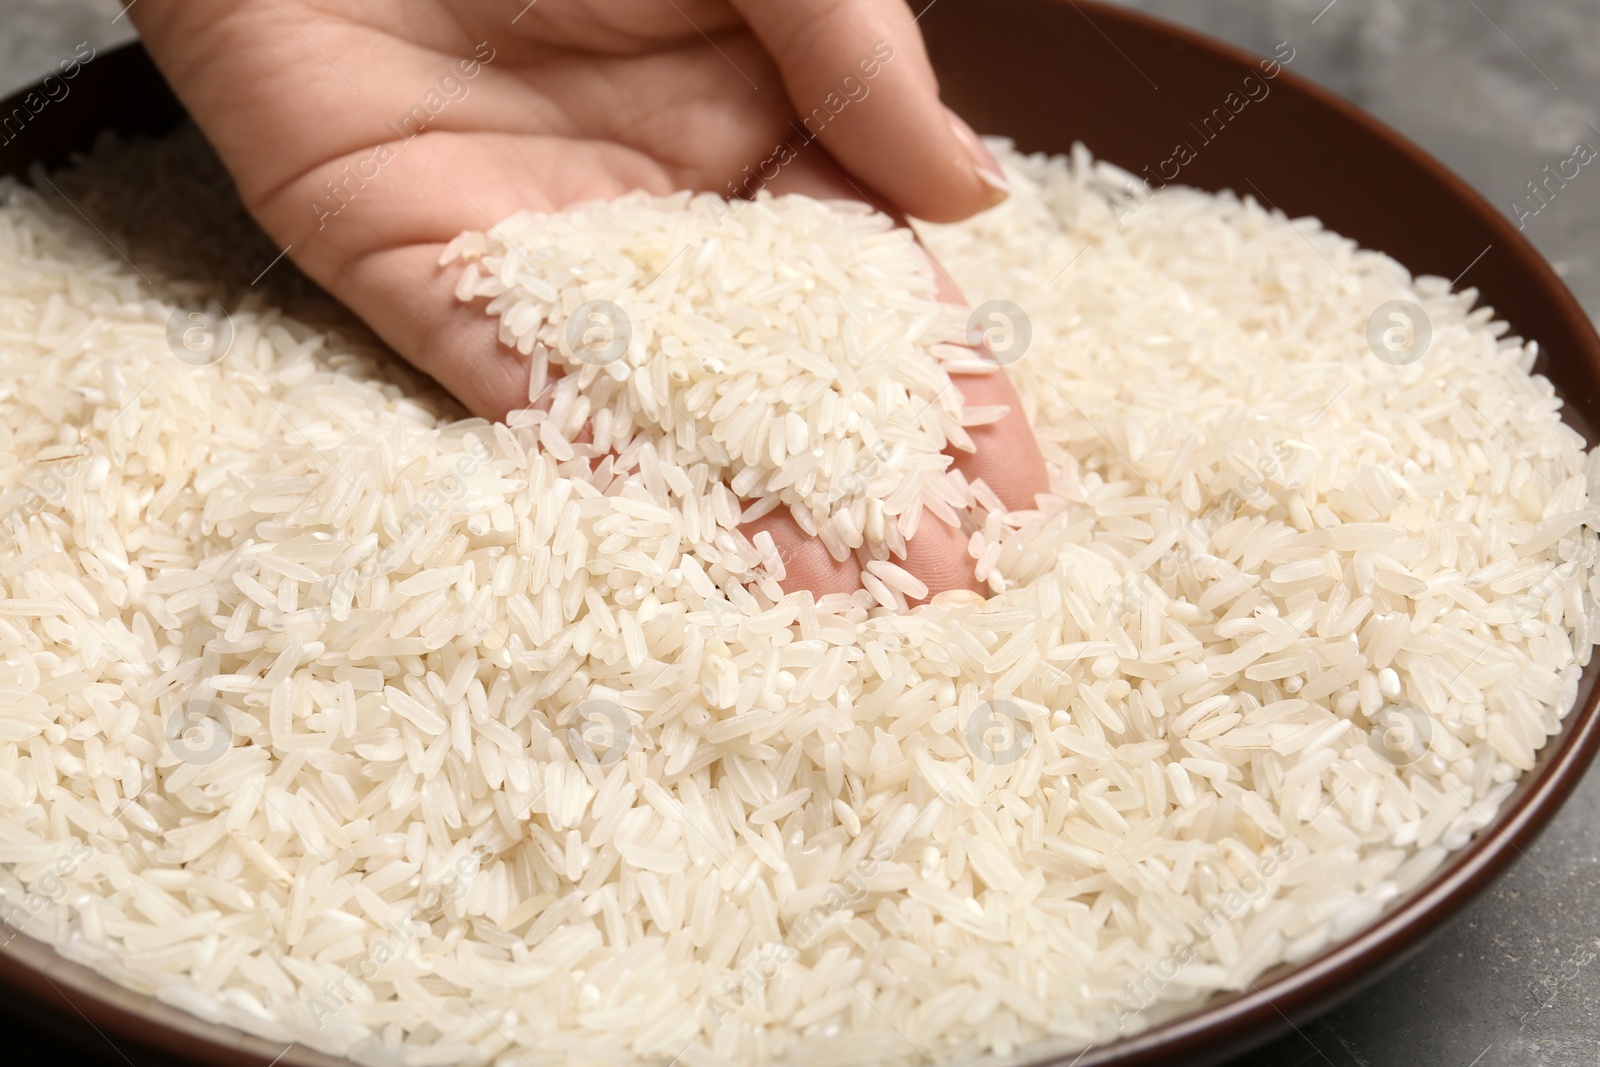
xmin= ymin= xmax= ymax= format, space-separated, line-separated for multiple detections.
xmin=728 ymin=0 xmax=1008 ymax=223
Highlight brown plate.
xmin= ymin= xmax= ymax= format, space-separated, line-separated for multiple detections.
xmin=2 ymin=3 xmax=1598 ymax=1065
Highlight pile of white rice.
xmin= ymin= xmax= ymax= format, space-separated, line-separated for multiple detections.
xmin=443 ymin=196 xmax=991 ymax=574
xmin=0 ymin=130 xmax=1596 ymax=1067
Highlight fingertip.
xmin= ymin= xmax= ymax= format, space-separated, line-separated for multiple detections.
xmin=900 ymin=508 xmax=980 ymax=596
xmin=336 ymin=246 xmax=536 ymax=423
xmin=859 ymin=104 xmax=1010 ymax=224
xmin=411 ymin=308 xmax=531 ymax=423
xmin=743 ymin=511 xmax=863 ymax=597
xmin=728 ymin=0 xmax=1005 ymax=225
xmin=949 ymin=368 xmax=1050 ymax=512
xmin=921 ymin=251 xmax=1048 ymax=514
xmin=943 ymin=108 xmax=1011 ymax=214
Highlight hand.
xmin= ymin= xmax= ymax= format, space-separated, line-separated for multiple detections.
xmin=130 ymin=0 xmax=1049 ymax=598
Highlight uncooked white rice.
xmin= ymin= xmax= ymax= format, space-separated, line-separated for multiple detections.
xmin=441 ymin=195 xmax=988 ymax=569
xmin=0 ymin=129 xmax=1596 ymax=1067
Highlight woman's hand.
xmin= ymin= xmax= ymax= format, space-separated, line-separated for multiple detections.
xmin=130 ymin=0 xmax=1048 ymax=598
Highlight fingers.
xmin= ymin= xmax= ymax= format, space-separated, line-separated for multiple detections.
xmin=946 ymin=369 xmax=1050 ymax=512
xmin=312 ymin=243 xmax=531 ymax=421
xmin=741 ymin=157 xmax=1045 ymax=600
xmin=243 ymin=131 xmax=676 ymax=422
xmin=930 ymin=265 xmax=1051 ymax=514
xmin=898 ymin=509 xmax=982 ymax=594
xmin=726 ymin=0 xmax=1008 ymax=223
xmin=744 ymin=506 xmax=981 ymax=600
xmin=743 ymin=510 xmax=862 ymax=597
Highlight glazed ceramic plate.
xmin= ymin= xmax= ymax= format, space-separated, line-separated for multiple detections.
xmin=1 ymin=4 xmax=1597 ymax=1065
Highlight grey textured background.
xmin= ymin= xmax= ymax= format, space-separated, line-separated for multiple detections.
xmin=1 ymin=1 xmax=1598 ymax=1066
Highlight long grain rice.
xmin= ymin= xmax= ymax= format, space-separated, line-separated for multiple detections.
xmin=0 ymin=130 xmax=1594 ymax=1067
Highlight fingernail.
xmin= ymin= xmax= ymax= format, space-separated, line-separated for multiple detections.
xmin=947 ymin=109 xmax=1009 ymax=203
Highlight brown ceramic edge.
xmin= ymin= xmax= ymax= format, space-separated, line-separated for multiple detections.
xmin=1046 ymin=4 xmax=1600 ymax=1064
xmin=0 ymin=948 xmax=300 ymax=1067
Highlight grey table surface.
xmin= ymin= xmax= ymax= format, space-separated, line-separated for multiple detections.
xmin=1 ymin=1 xmax=1598 ymax=1066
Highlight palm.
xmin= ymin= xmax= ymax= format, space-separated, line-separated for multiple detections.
xmin=135 ymin=0 xmax=850 ymax=417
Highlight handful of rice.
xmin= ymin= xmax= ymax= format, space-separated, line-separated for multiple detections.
xmin=442 ymin=192 xmax=995 ymax=568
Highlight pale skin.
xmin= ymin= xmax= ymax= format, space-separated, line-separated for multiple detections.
xmin=130 ymin=0 xmax=1049 ymax=597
